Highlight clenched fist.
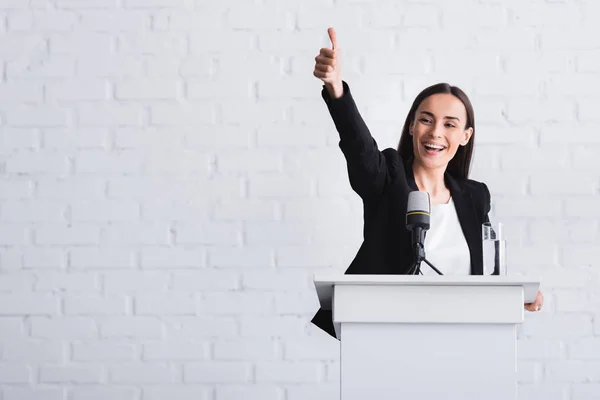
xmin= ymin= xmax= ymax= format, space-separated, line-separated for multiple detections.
xmin=313 ymin=27 xmax=344 ymax=99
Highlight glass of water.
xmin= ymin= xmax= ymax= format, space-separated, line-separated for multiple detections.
xmin=482 ymin=221 xmax=506 ymax=275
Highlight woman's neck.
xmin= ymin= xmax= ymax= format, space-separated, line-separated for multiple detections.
xmin=412 ymin=161 xmax=450 ymax=204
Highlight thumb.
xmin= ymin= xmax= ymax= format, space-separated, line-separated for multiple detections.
xmin=328 ymin=27 xmax=338 ymax=50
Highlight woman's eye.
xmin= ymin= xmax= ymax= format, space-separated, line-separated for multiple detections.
xmin=446 ymin=124 xmax=455 ymax=128
xmin=420 ymin=118 xmax=431 ymax=123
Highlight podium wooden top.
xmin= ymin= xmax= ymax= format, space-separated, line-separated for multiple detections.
xmin=314 ymin=274 xmax=541 ymax=309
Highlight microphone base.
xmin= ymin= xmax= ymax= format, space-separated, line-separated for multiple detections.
xmin=408 ymin=243 xmax=443 ymax=275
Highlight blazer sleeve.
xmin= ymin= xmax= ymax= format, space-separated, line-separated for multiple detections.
xmin=321 ymin=81 xmax=392 ymax=199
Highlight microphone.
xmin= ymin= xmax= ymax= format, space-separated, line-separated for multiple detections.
xmin=406 ymin=191 xmax=431 ymax=250
xmin=406 ymin=191 xmax=442 ymax=275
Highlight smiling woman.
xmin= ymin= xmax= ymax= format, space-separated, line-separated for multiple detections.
xmin=310 ymin=27 xmax=544 ymax=339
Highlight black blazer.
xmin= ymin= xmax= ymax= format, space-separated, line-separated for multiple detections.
xmin=311 ymin=81 xmax=492 ymax=339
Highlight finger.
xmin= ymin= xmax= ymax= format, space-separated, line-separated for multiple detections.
xmin=314 ymin=63 xmax=332 ymax=73
xmin=319 ymin=48 xmax=336 ymax=59
xmin=313 ymin=70 xmax=333 ymax=79
xmin=328 ymin=27 xmax=338 ymax=50
xmin=315 ymin=54 xmax=335 ymax=66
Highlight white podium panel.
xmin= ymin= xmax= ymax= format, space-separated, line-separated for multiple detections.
xmin=314 ymin=275 xmax=540 ymax=400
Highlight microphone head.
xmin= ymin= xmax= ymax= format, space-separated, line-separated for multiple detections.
xmin=406 ymin=191 xmax=430 ymax=230
xmin=407 ymin=191 xmax=430 ymax=213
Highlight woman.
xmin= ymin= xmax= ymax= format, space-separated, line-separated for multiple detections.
xmin=311 ymin=27 xmax=543 ymax=339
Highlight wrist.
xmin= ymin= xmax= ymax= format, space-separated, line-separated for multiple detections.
xmin=325 ymin=81 xmax=344 ymax=99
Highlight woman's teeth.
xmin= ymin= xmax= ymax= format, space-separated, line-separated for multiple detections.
xmin=424 ymin=143 xmax=445 ymax=152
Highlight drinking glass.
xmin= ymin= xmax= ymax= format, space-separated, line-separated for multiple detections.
xmin=482 ymin=221 xmax=506 ymax=275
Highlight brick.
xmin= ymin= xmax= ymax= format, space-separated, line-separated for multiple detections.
xmin=172 ymin=270 xmax=240 ymax=291
xmin=70 ymin=248 xmax=134 ymax=269
xmin=103 ymin=271 xmax=169 ymax=293
xmin=0 ymin=180 xmax=33 ymax=199
xmin=0 ymin=82 xmax=42 ymax=102
xmin=118 ymin=33 xmax=185 ymax=54
xmin=567 ymin=338 xmax=600 ymax=360
xmin=77 ymin=55 xmax=143 ymax=78
xmin=572 ymin=384 xmax=600 ymax=400
xmin=36 ymin=177 xmax=105 ymax=199
xmin=51 ymin=33 xmax=112 ymax=55
xmin=114 ymin=127 xmax=185 ymax=149
xmin=75 ymin=150 xmax=142 ymax=174
xmin=245 ymin=222 xmax=312 ymax=245
xmin=215 ymin=385 xmax=283 ymax=400
xmin=286 ymin=385 xmax=338 ymax=400
xmin=144 ymin=387 xmax=212 ymax=400
xmin=3 ymin=387 xmax=64 ymax=400
xmin=0 ymin=271 xmax=34 ymax=291
xmin=0 ymin=364 xmax=32 ymax=383
xmin=71 ymin=199 xmax=140 ymax=222
xmin=2 ymin=340 xmax=64 ymax=362
xmin=0 ymin=318 xmax=26 ymax=337
xmin=1 ymin=200 xmax=66 ymax=222
xmin=518 ymin=384 xmax=568 ymax=400
xmin=546 ymin=361 xmax=600 ymax=382
xmin=103 ymin=223 xmax=170 ymax=245
xmin=6 ymin=152 xmax=69 ymax=174
xmin=46 ymin=79 xmax=108 ymax=101
xmin=214 ymin=339 xmax=280 ymax=361
xmin=134 ymin=294 xmax=195 ymax=315
xmin=44 ymin=128 xmax=110 ymax=149
xmin=150 ymin=102 xmax=213 ymax=125
xmin=142 ymin=150 xmax=211 ymax=175
xmin=31 ymin=317 xmax=97 ymax=339
xmin=163 ymin=316 xmax=238 ymax=339
xmin=188 ymin=77 xmax=252 ymax=100
xmin=517 ymin=361 xmax=543 ymax=383
xmin=284 ymin=338 xmax=340 ymax=361
xmin=213 ymin=199 xmax=278 ymax=221
xmin=174 ymin=222 xmax=240 ymax=246
xmin=0 ymin=225 xmax=29 ymax=245
xmin=239 ymin=316 xmax=305 ymax=338
xmin=242 ymin=269 xmax=310 ymax=291
xmin=208 ymin=246 xmax=273 ymax=268
xmin=77 ymin=103 xmax=144 ymax=126
xmin=72 ymin=342 xmax=136 ymax=361
xmin=0 ymin=294 xmax=59 ymax=315
xmin=40 ymin=365 xmax=104 ymax=383
xmin=200 ymin=292 xmax=273 ymax=315
xmin=255 ymin=362 xmax=322 ymax=383
xmin=110 ymin=364 xmax=175 ymax=384
xmin=79 ymin=10 xmax=148 ymax=32
xmin=116 ymin=79 xmax=179 ymax=99
xmin=522 ymin=315 xmax=593 ymax=339
xmin=184 ymin=362 xmax=252 ymax=383
xmin=64 ymin=295 xmax=129 ymax=316
xmin=143 ymin=342 xmax=208 ymax=361
xmin=70 ymin=387 xmax=138 ymax=400
xmin=56 ymin=0 xmax=119 ymax=7
xmin=100 ymin=317 xmax=164 ymax=340
xmin=140 ymin=247 xmax=203 ymax=268
xmin=35 ymin=224 xmax=99 ymax=245
xmin=190 ymin=31 xmax=253 ymax=54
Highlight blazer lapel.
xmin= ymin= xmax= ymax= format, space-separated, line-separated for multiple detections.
xmin=445 ymin=174 xmax=483 ymax=275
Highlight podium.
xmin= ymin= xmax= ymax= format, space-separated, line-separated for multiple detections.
xmin=313 ymin=274 xmax=540 ymax=400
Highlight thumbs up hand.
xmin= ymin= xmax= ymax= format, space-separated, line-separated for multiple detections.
xmin=313 ymin=27 xmax=344 ymax=99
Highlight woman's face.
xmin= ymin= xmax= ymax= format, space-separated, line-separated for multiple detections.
xmin=410 ymin=93 xmax=473 ymax=171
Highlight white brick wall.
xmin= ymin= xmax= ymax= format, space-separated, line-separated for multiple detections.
xmin=0 ymin=1 xmax=598 ymax=399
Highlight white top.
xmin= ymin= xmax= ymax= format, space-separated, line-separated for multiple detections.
xmin=421 ymin=197 xmax=471 ymax=276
